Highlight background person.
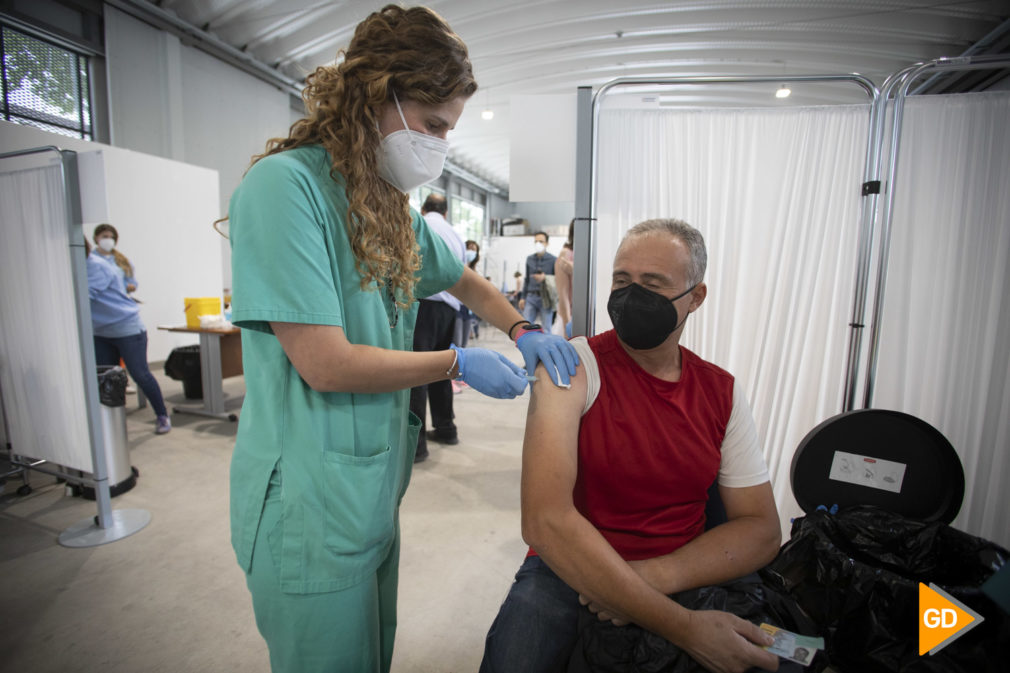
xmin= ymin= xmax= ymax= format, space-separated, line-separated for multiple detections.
xmin=454 ymin=239 xmax=481 ymax=347
xmin=93 ymin=223 xmax=137 ymax=293
xmin=409 ymin=193 xmax=466 ymax=461
xmin=226 ymin=6 xmax=577 ymax=672
xmin=518 ymin=231 xmax=557 ymax=333
xmin=482 ymin=219 xmax=784 ymax=673
xmin=85 ymin=237 xmax=171 ymax=435
xmin=554 ymin=220 xmax=574 ymax=338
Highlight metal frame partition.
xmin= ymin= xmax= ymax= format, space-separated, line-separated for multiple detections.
xmin=573 ymin=75 xmax=879 ymax=410
xmin=0 ymin=146 xmax=150 ymax=547
xmin=573 ymin=63 xmax=1009 ymax=416
xmin=860 ymin=54 xmax=1010 ymax=409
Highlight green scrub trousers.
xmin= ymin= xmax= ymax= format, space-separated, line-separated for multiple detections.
xmin=247 ymin=480 xmax=401 ymax=673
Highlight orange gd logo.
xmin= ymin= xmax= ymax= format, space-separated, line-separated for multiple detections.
xmin=919 ymin=582 xmax=984 ymax=655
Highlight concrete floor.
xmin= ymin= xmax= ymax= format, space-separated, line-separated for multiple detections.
xmin=0 ymin=331 xmax=838 ymax=673
xmin=0 ymin=330 xmax=529 ymax=673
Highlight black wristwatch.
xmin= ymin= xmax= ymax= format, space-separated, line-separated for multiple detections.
xmin=514 ymin=323 xmax=542 ymax=341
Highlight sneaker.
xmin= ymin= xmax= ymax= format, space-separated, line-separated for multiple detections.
xmin=155 ymin=415 xmax=172 ymax=434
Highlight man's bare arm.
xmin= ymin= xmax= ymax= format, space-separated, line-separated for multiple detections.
xmin=520 ymin=363 xmax=778 ymax=673
xmin=626 ymin=482 xmax=782 ymax=596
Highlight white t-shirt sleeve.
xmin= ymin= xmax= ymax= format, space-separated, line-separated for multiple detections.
xmin=718 ymin=382 xmax=771 ymax=488
xmin=569 ymin=337 xmax=600 ymax=414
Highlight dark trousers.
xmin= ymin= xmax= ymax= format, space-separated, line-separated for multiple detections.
xmin=481 ymin=556 xmax=581 ymax=673
xmin=409 ymin=299 xmax=458 ymax=454
xmin=482 ymin=556 xmax=808 ymax=673
xmin=94 ymin=330 xmax=168 ymax=417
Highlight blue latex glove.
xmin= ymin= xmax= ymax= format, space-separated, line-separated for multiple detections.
xmin=515 ymin=329 xmax=579 ymax=387
xmin=452 ymin=345 xmax=528 ymax=399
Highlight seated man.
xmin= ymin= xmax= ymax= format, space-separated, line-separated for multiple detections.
xmin=481 ymin=219 xmax=785 ymax=673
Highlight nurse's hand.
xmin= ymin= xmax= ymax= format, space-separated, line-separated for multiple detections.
xmin=451 ymin=345 xmax=528 ymax=399
xmin=515 ymin=329 xmax=579 ymax=387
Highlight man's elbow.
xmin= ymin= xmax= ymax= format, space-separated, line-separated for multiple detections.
xmin=520 ymin=507 xmax=565 ymax=554
xmin=520 ymin=512 xmax=544 ymax=551
xmin=755 ymin=517 xmax=782 ymax=566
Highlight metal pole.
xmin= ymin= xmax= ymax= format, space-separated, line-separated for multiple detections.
xmin=861 ymin=54 xmax=1010 ymax=408
xmin=840 ymin=63 xmax=920 ymax=410
xmin=572 ymin=86 xmax=595 ymax=337
xmin=60 ymin=149 xmax=115 ymax=527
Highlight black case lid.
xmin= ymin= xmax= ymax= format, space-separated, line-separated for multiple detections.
xmin=790 ymin=409 xmax=965 ymax=524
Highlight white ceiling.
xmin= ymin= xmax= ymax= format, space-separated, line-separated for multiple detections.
xmin=143 ymin=0 xmax=1009 ymax=190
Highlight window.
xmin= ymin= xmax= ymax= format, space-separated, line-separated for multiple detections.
xmin=410 ymin=182 xmax=486 ymax=243
xmin=450 ymin=197 xmax=484 ymax=243
xmin=408 ymin=185 xmax=440 ymax=213
xmin=1 ymin=24 xmax=92 ymax=139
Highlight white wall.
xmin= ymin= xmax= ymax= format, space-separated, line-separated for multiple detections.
xmin=104 ymin=6 xmax=185 ymax=160
xmin=509 ymin=94 xmax=577 ymax=202
xmin=1 ymin=120 xmax=222 ymax=362
xmin=103 ymin=5 xmax=297 ymax=288
xmin=494 ymin=199 xmax=574 ymax=233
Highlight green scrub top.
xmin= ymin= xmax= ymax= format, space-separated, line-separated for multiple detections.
xmin=228 ymin=144 xmax=464 ymax=594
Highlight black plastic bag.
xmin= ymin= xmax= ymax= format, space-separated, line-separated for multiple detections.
xmin=96 ymin=365 xmax=127 ymax=407
xmin=164 ymin=345 xmax=203 ymax=398
xmin=567 ymin=573 xmax=823 ymax=673
xmin=760 ymin=505 xmax=1010 ymax=672
xmin=164 ymin=345 xmax=201 ymax=380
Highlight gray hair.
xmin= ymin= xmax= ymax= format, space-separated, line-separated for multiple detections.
xmin=620 ymin=218 xmax=707 ymax=285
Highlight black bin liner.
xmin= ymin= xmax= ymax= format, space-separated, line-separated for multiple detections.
xmin=164 ymin=345 xmax=202 ymax=399
xmin=760 ymin=505 xmax=1010 ymax=672
xmin=568 ymin=573 xmax=821 ymax=673
xmin=96 ymin=365 xmax=127 ymax=407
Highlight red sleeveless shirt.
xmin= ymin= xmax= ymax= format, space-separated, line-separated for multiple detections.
xmin=572 ymin=330 xmax=735 ymax=560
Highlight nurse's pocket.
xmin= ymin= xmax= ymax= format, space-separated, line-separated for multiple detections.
xmin=322 ymin=446 xmax=394 ymax=555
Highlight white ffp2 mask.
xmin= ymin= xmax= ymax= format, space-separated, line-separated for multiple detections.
xmin=98 ymin=238 xmax=116 ymax=252
xmin=377 ymin=93 xmax=449 ymax=192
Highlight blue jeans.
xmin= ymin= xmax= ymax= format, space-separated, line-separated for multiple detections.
xmin=94 ymin=330 xmax=168 ymax=417
xmin=480 ymin=556 xmax=581 ymax=673
xmin=522 ymin=293 xmax=554 ymax=334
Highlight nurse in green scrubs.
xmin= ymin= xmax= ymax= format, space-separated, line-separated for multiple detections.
xmin=226 ymin=5 xmax=578 ymax=672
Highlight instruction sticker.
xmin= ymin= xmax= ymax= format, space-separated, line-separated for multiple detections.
xmin=828 ymin=450 xmax=906 ymax=493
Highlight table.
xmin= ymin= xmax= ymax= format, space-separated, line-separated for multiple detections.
xmin=158 ymin=326 xmax=242 ymax=422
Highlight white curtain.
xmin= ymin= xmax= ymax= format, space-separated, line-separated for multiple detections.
xmin=594 ymin=92 xmax=1010 ymax=548
xmin=595 ymin=102 xmax=874 ymax=534
xmin=872 ymin=91 xmax=1010 ymax=548
xmin=0 ymin=152 xmax=93 ymax=472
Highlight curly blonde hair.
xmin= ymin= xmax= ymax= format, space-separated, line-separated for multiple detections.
xmin=253 ymin=4 xmax=476 ymax=307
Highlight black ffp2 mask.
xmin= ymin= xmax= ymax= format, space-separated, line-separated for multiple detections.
xmin=607 ymin=282 xmax=697 ymax=350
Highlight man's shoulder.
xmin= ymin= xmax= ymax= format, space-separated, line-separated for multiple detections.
xmin=682 ymin=347 xmax=735 ymax=387
xmin=586 ymin=330 xmax=621 ymax=358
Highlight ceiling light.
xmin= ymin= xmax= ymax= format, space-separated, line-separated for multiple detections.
xmin=481 ymin=108 xmax=494 ymax=120
xmin=776 ymin=85 xmax=791 ymax=99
